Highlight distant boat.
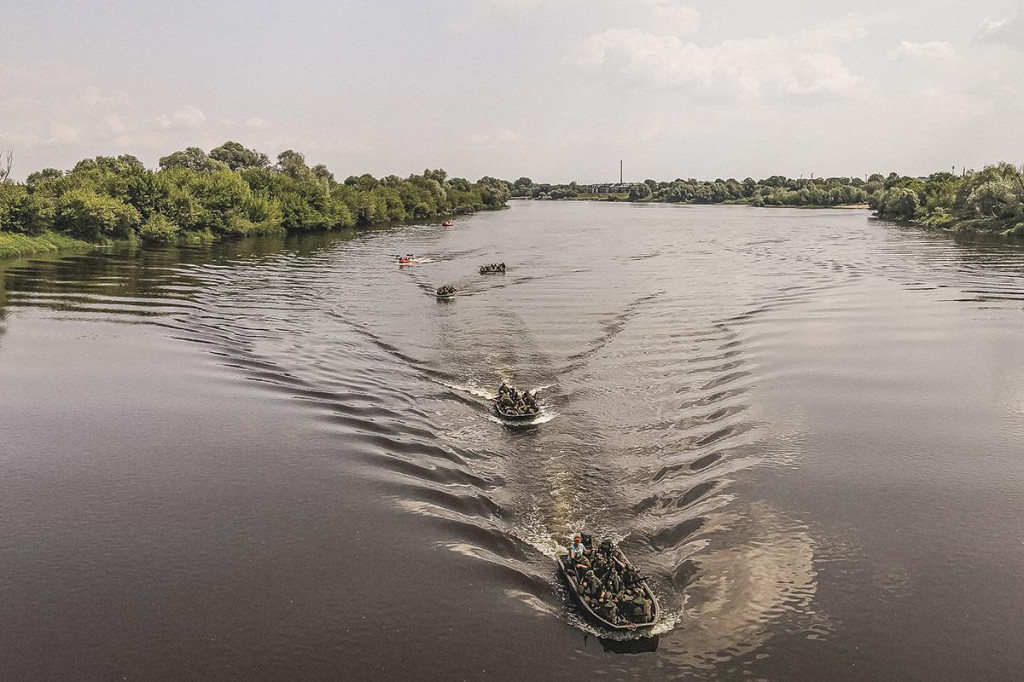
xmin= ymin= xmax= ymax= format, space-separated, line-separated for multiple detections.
xmin=479 ymin=262 xmax=506 ymax=274
xmin=442 ymin=220 xmax=454 ymax=227
xmin=436 ymin=285 xmax=457 ymax=300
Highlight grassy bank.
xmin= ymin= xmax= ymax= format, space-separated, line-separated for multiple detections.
xmin=0 ymin=231 xmax=92 ymax=260
xmin=0 ymin=142 xmax=511 ymax=258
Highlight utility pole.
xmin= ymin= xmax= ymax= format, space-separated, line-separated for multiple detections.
xmin=620 ymin=160 xmax=623 ymax=184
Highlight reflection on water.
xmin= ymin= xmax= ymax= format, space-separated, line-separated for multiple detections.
xmin=600 ymin=635 xmax=660 ymax=654
xmin=3 ymin=203 xmax=1024 ymax=679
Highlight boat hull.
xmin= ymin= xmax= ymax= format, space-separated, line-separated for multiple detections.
xmin=494 ymin=405 xmax=539 ymax=421
xmin=557 ymin=554 xmax=660 ymax=632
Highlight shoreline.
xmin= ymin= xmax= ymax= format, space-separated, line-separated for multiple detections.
xmin=0 ymin=232 xmax=94 ymax=262
xmin=0 ymin=213 xmax=482 ymax=264
xmin=512 ymin=196 xmax=871 ymax=210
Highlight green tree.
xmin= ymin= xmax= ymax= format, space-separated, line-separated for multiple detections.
xmin=159 ymin=147 xmax=226 ymax=172
xmin=628 ymin=182 xmax=652 ymax=201
xmin=55 ymin=188 xmax=141 ymax=240
xmin=209 ymin=141 xmax=270 ymax=170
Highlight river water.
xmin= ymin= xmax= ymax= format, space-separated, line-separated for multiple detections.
xmin=1 ymin=201 xmax=1023 ymax=680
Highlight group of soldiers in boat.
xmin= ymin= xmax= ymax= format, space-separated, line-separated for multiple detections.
xmin=496 ymin=382 xmax=539 ymax=416
xmin=436 ymin=284 xmax=457 ymax=297
xmin=567 ymin=534 xmax=654 ymax=626
xmin=416 ymin=258 xmax=507 ymax=299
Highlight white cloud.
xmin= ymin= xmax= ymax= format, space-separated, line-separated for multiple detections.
xmin=155 ymin=105 xmax=206 ymax=129
xmin=794 ymin=13 xmax=871 ymax=48
xmin=577 ymin=29 xmax=864 ymax=100
xmin=887 ymin=40 xmax=955 ymax=60
xmin=464 ymin=128 xmax=523 ymax=147
xmin=975 ymin=17 xmax=1024 ymax=48
xmin=81 ymin=86 xmax=101 ymax=108
xmin=918 ymin=87 xmax=994 ymax=125
xmin=975 ymin=0 xmax=1024 ymax=49
xmin=451 ymin=0 xmax=549 ymax=29
xmin=0 ymin=131 xmax=40 ymax=146
xmin=0 ymin=60 xmax=91 ymax=86
xmin=47 ymin=123 xmax=81 ymax=144
xmin=649 ymin=2 xmax=700 ymax=35
xmin=104 ymin=113 xmax=126 ymax=134
xmin=245 ymin=116 xmax=270 ymax=128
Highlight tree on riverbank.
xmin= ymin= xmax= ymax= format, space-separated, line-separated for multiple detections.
xmin=0 ymin=143 xmax=510 ymax=245
xmin=512 ymin=175 xmax=871 ymax=207
xmin=871 ymin=163 xmax=1024 ymax=238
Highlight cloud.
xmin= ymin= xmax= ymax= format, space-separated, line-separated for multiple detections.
xmin=81 ymin=86 xmax=102 ymax=108
xmin=649 ymin=2 xmax=700 ymax=35
xmin=577 ymin=29 xmax=864 ymax=100
xmin=47 ymin=123 xmax=81 ymax=144
xmin=0 ymin=131 xmax=40 ymax=146
xmin=464 ymin=128 xmax=523 ymax=147
xmin=975 ymin=0 xmax=1024 ymax=48
xmin=245 ymin=116 xmax=270 ymax=128
xmin=887 ymin=40 xmax=954 ymax=60
xmin=451 ymin=0 xmax=548 ymax=29
xmin=0 ymin=60 xmax=91 ymax=86
xmin=104 ymin=113 xmax=126 ymax=134
xmin=794 ymin=13 xmax=871 ymax=48
xmin=155 ymin=105 xmax=206 ymax=129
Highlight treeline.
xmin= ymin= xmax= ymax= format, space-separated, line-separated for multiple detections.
xmin=871 ymin=163 xmax=1024 ymax=238
xmin=511 ymin=175 xmax=875 ymax=207
xmin=0 ymin=142 xmax=511 ymax=244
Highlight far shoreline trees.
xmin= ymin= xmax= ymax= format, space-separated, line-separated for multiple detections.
xmin=512 ymin=175 xmax=875 ymax=207
xmin=5 ymin=146 xmax=1024 ymax=248
xmin=0 ymin=142 xmax=511 ymax=245
xmin=871 ymin=163 xmax=1024 ymax=239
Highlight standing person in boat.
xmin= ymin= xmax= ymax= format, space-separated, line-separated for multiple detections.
xmin=568 ymin=534 xmax=586 ymax=559
xmin=605 ymin=567 xmax=623 ymax=594
xmin=591 ymin=551 xmax=609 ymax=579
xmin=568 ymin=535 xmax=588 ymax=578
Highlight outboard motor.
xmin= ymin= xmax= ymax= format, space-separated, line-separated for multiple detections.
xmin=580 ymin=532 xmax=594 ymax=550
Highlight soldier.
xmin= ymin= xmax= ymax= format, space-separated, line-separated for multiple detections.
xmin=605 ymin=567 xmax=623 ymax=594
xmin=623 ymin=565 xmax=642 ymax=587
xmin=641 ymin=593 xmax=653 ymax=621
xmin=591 ymin=552 xmax=608 ymax=578
xmin=627 ymin=591 xmax=647 ymax=622
xmin=596 ymin=590 xmax=618 ymax=623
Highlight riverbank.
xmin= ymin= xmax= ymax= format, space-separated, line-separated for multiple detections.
xmin=870 ymin=163 xmax=1024 ymax=243
xmin=514 ymin=195 xmax=871 ymax=210
xmin=0 ymin=231 xmax=92 ymax=261
xmin=0 ymin=143 xmax=511 ymax=262
xmin=931 ymin=219 xmax=1023 ymax=244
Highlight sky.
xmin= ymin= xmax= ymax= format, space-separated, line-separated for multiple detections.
xmin=2 ymin=0 xmax=1024 ymax=183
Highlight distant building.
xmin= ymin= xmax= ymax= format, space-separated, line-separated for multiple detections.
xmin=581 ymin=182 xmax=632 ymax=194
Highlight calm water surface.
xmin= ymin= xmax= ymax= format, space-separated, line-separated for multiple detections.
xmin=2 ymin=202 xmax=1023 ymax=680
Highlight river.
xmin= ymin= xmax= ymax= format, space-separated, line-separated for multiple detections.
xmin=1 ymin=201 xmax=1023 ymax=680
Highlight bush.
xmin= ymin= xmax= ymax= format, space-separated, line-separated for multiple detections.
xmin=0 ymin=184 xmax=52 ymax=235
xmin=139 ymin=214 xmax=180 ymax=243
xmin=54 ymin=188 xmax=141 ymax=240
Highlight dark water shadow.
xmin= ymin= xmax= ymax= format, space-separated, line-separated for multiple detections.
xmin=596 ymin=634 xmax=660 ymax=654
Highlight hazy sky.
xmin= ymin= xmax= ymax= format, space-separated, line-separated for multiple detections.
xmin=3 ymin=0 xmax=1024 ymax=182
